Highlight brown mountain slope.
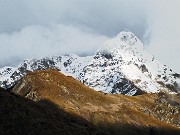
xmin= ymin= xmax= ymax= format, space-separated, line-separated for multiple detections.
xmin=0 ymin=88 xmax=107 ymax=135
xmin=11 ymin=69 xmax=180 ymax=135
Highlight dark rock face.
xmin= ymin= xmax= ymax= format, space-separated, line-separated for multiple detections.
xmin=112 ymin=78 xmax=143 ymax=95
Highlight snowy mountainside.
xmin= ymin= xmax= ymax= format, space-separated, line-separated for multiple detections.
xmin=82 ymin=32 xmax=180 ymax=94
xmin=0 ymin=55 xmax=92 ymax=89
xmin=0 ymin=31 xmax=180 ymax=95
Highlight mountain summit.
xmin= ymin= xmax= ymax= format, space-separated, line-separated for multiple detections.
xmin=0 ymin=31 xmax=180 ymax=95
xmin=82 ymin=32 xmax=180 ymax=95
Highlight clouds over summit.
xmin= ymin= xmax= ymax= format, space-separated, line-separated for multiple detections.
xmin=0 ymin=0 xmax=179 ymax=72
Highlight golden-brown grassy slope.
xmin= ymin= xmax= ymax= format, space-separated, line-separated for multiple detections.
xmin=12 ymin=69 xmax=180 ymax=135
xmin=0 ymin=88 xmax=107 ymax=135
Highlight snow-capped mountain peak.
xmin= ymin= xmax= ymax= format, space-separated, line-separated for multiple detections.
xmin=0 ymin=31 xmax=179 ymax=95
xmin=98 ymin=31 xmax=146 ymax=62
xmin=82 ymin=32 xmax=180 ymax=95
xmin=117 ymin=31 xmax=142 ymax=45
xmin=106 ymin=31 xmax=143 ymax=50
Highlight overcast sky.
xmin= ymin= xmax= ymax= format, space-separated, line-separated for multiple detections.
xmin=0 ymin=0 xmax=179 ymax=72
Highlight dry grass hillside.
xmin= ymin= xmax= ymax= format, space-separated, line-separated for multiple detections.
xmin=10 ymin=69 xmax=180 ymax=135
xmin=0 ymin=87 xmax=107 ymax=135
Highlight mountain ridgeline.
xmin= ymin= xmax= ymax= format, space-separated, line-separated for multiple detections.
xmin=0 ymin=32 xmax=180 ymax=95
xmin=2 ymin=69 xmax=179 ymax=135
xmin=0 ymin=31 xmax=180 ymax=135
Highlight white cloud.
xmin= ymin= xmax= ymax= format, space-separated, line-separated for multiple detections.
xmin=145 ymin=0 xmax=180 ymax=72
xmin=0 ymin=0 xmax=147 ymax=36
xmin=0 ymin=24 xmax=108 ymax=67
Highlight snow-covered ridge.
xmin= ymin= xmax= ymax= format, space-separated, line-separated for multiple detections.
xmin=0 ymin=54 xmax=93 ymax=89
xmin=0 ymin=31 xmax=179 ymax=95
xmin=84 ymin=32 xmax=180 ymax=94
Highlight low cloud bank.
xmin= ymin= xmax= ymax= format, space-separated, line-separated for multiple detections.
xmin=0 ymin=24 xmax=108 ymax=67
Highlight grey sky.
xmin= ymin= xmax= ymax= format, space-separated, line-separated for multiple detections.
xmin=0 ymin=0 xmax=179 ymax=72
xmin=0 ymin=0 xmax=147 ymax=36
